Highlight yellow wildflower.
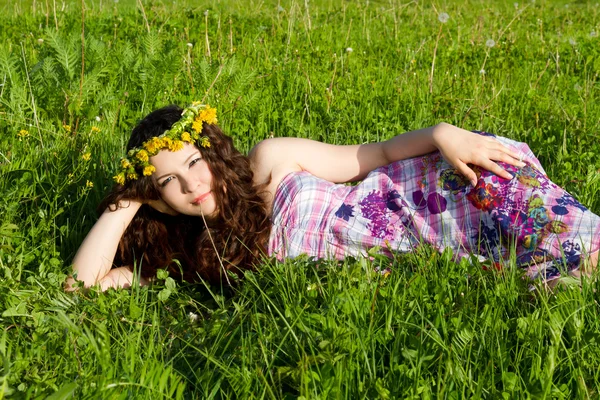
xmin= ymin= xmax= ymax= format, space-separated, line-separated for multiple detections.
xmin=181 ymin=132 xmax=192 ymax=143
xmin=200 ymin=106 xmax=218 ymax=125
xmin=86 ymin=180 xmax=94 ymax=188
xmin=91 ymin=126 xmax=100 ymax=133
xmin=143 ymin=165 xmax=156 ymax=176
xmin=82 ymin=152 xmax=91 ymax=161
xmin=169 ymin=140 xmax=184 ymax=152
xmin=127 ymin=172 xmax=138 ymax=181
xmin=63 ymin=124 xmax=71 ymax=133
xmin=144 ymin=137 xmax=163 ymax=154
xmin=18 ymin=129 xmax=29 ymax=138
xmin=192 ymin=117 xmax=203 ymax=133
xmin=136 ymin=150 xmax=149 ymax=162
xmin=114 ymin=174 xmax=126 ymax=185
xmin=200 ymin=137 xmax=211 ymax=148
xmin=121 ymin=158 xmax=131 ymax=169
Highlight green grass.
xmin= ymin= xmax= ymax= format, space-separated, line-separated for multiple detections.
xmin=1 ymin=0 xmax=600 ymax=397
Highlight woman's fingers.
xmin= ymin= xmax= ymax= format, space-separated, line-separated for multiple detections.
xmin=454 ymin=161 xmax=479 ymax=186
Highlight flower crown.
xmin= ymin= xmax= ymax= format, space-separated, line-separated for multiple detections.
xmin=113 ymin=103 xmax=217 ymax=185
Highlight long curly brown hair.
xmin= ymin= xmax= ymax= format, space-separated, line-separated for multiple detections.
xmin=99 ymin=105 xmax=271 ymax=286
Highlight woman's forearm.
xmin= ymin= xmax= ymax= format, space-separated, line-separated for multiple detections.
xmin=66 ymin=200 xmax=142 ymax=290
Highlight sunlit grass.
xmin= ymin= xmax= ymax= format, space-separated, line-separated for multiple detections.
xmin=1 ymin=0 xmax=600 ymax=397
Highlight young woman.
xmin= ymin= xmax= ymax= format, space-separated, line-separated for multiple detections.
xmin=66 ymin=103 xmax=600 ymax=291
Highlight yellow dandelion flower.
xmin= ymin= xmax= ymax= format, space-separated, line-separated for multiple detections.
xmin=143 ymin=165 xmax=156 ymax=176
xmin=162 ymin=137 xmax=173 ymax=148
xmin=192 ymin=118 xmax=203 ymax=133
xmin=91 ymin=126 xmax=100 ymax=133
xmin=121 ymin=158 xmax=131 ymax=169
xmin=144 ymin=137 xmax=163 ymax=154
xmin=169 ymin=140 xmax=184 ymax=152
xmin=136 ymin=150 xmax=149 ymax=162
xmin=181 ymin=132 xmax=192 ymax=143
xmin=114 ymin=174 xmax=126 ymax=185
xmin=86 ymin=180 xmax=94 ymax=188
xmin=63 ymin=124 xmax=71 ymax=133
xmin=82 ymin=152 xmax=91 ymax=161
xmin=200 ymin=137 xmax=211 ymax=148
xmin=18 ymin=129 xmax=29 ymax=138
xmin=200 ymin=106 xmax=218 ymax=125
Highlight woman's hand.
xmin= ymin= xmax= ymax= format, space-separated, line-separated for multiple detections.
xmin=146 ymin=198 xmax=179 ymax=216
xmin=432 ymin=123 xmax=526 ymax=186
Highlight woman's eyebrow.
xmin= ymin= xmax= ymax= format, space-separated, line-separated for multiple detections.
xmin=156 ymin=152 xmax=200 ymax=180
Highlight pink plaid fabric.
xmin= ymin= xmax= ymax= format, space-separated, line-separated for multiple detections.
xmin=268 ymin=134 xmax=600 ymax=281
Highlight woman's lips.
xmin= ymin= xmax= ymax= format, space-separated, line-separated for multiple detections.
xmin=192 ymin=192 xmax=211 ymax=205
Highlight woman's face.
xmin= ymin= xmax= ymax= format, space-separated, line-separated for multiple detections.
xmin=150 ymin=142 xmax=217 ymax=218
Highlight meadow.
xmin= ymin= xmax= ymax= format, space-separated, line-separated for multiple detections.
xmin=1 ymin=0 xmax=600 ymax=397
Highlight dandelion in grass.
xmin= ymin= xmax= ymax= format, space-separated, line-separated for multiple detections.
xmin=63 ymin=124 xmax=71 ymax=133
xmin=91 ymin=126 xmax=100 ymax=133
xmin=486 ymin=39 xmax=496 ymax=48
xmin=17 ymin=129 xmax=29 ymax=140
xmin=82 ymin=152 xmax=91 ymax=161
xmin=438 ymin=12 xmax=449 ymax=23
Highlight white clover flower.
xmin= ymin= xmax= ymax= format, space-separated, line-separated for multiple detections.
xmin=486 ymin=39 xmax=496 ymax=48
xmin=514 ymin=2 xmax=519 ymax=8
xmin=188 ymin=312 xmax=198 ymax=322
xmin=187 ymin=42 xmax=193 ymax=48
xmin=346 ymin=47 xmax=353 ymax=53
xmin=37 ymin=38 xmax=44 ymax=44
xmin=591 ymin=31 xmax=598 ymax=38
xmin=277 ymin=5 xmax=285 ymax=12
xmin=95 ymin=116 xmax=101 ymax=122
xmin=438 ymin=12 xmax=449 ymax=23
xmin=569 ymin=37 xmax=577 ymax=45
xmin=479 ymin=69 xmax=486 ymax=74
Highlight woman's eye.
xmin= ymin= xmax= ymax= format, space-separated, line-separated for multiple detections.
xmin=189 ymin=157 xmax=202 ymax=167
xmin=160 ymin=176 xmax=174 ymax=187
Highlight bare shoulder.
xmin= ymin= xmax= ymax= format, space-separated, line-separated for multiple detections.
xmin=249 ymin=139 xmax=302 ymax=204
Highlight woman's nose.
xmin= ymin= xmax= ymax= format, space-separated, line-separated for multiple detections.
xmin=180 ymin=174 xmax=199 ymax=193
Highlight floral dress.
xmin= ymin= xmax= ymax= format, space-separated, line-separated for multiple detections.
xmin=268 ymin=133 xmax=600 ymax=281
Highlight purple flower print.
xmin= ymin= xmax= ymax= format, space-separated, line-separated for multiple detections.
xmin=359 ymin=191 xmax=394 ymax=239
xmin=551 ymin=193 xmax=587 ymax=215
xmin=412 ymin=190 xmax=427 ymax=208
xmin=335 ymin=203 xmax=355 ymax=221
xmin=386 ymin=190 xmax=402 ymax=212
xmin=427 ymin=192 xmax=447 ymax=214
xmin=412 ymin=190 xmax=447 ymax=214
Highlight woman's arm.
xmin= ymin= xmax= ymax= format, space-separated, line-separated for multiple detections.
xmin=250 ymin=122 xmax=524 ymax=187
xmin=65 ymin=200 xmax=143 ymax=291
